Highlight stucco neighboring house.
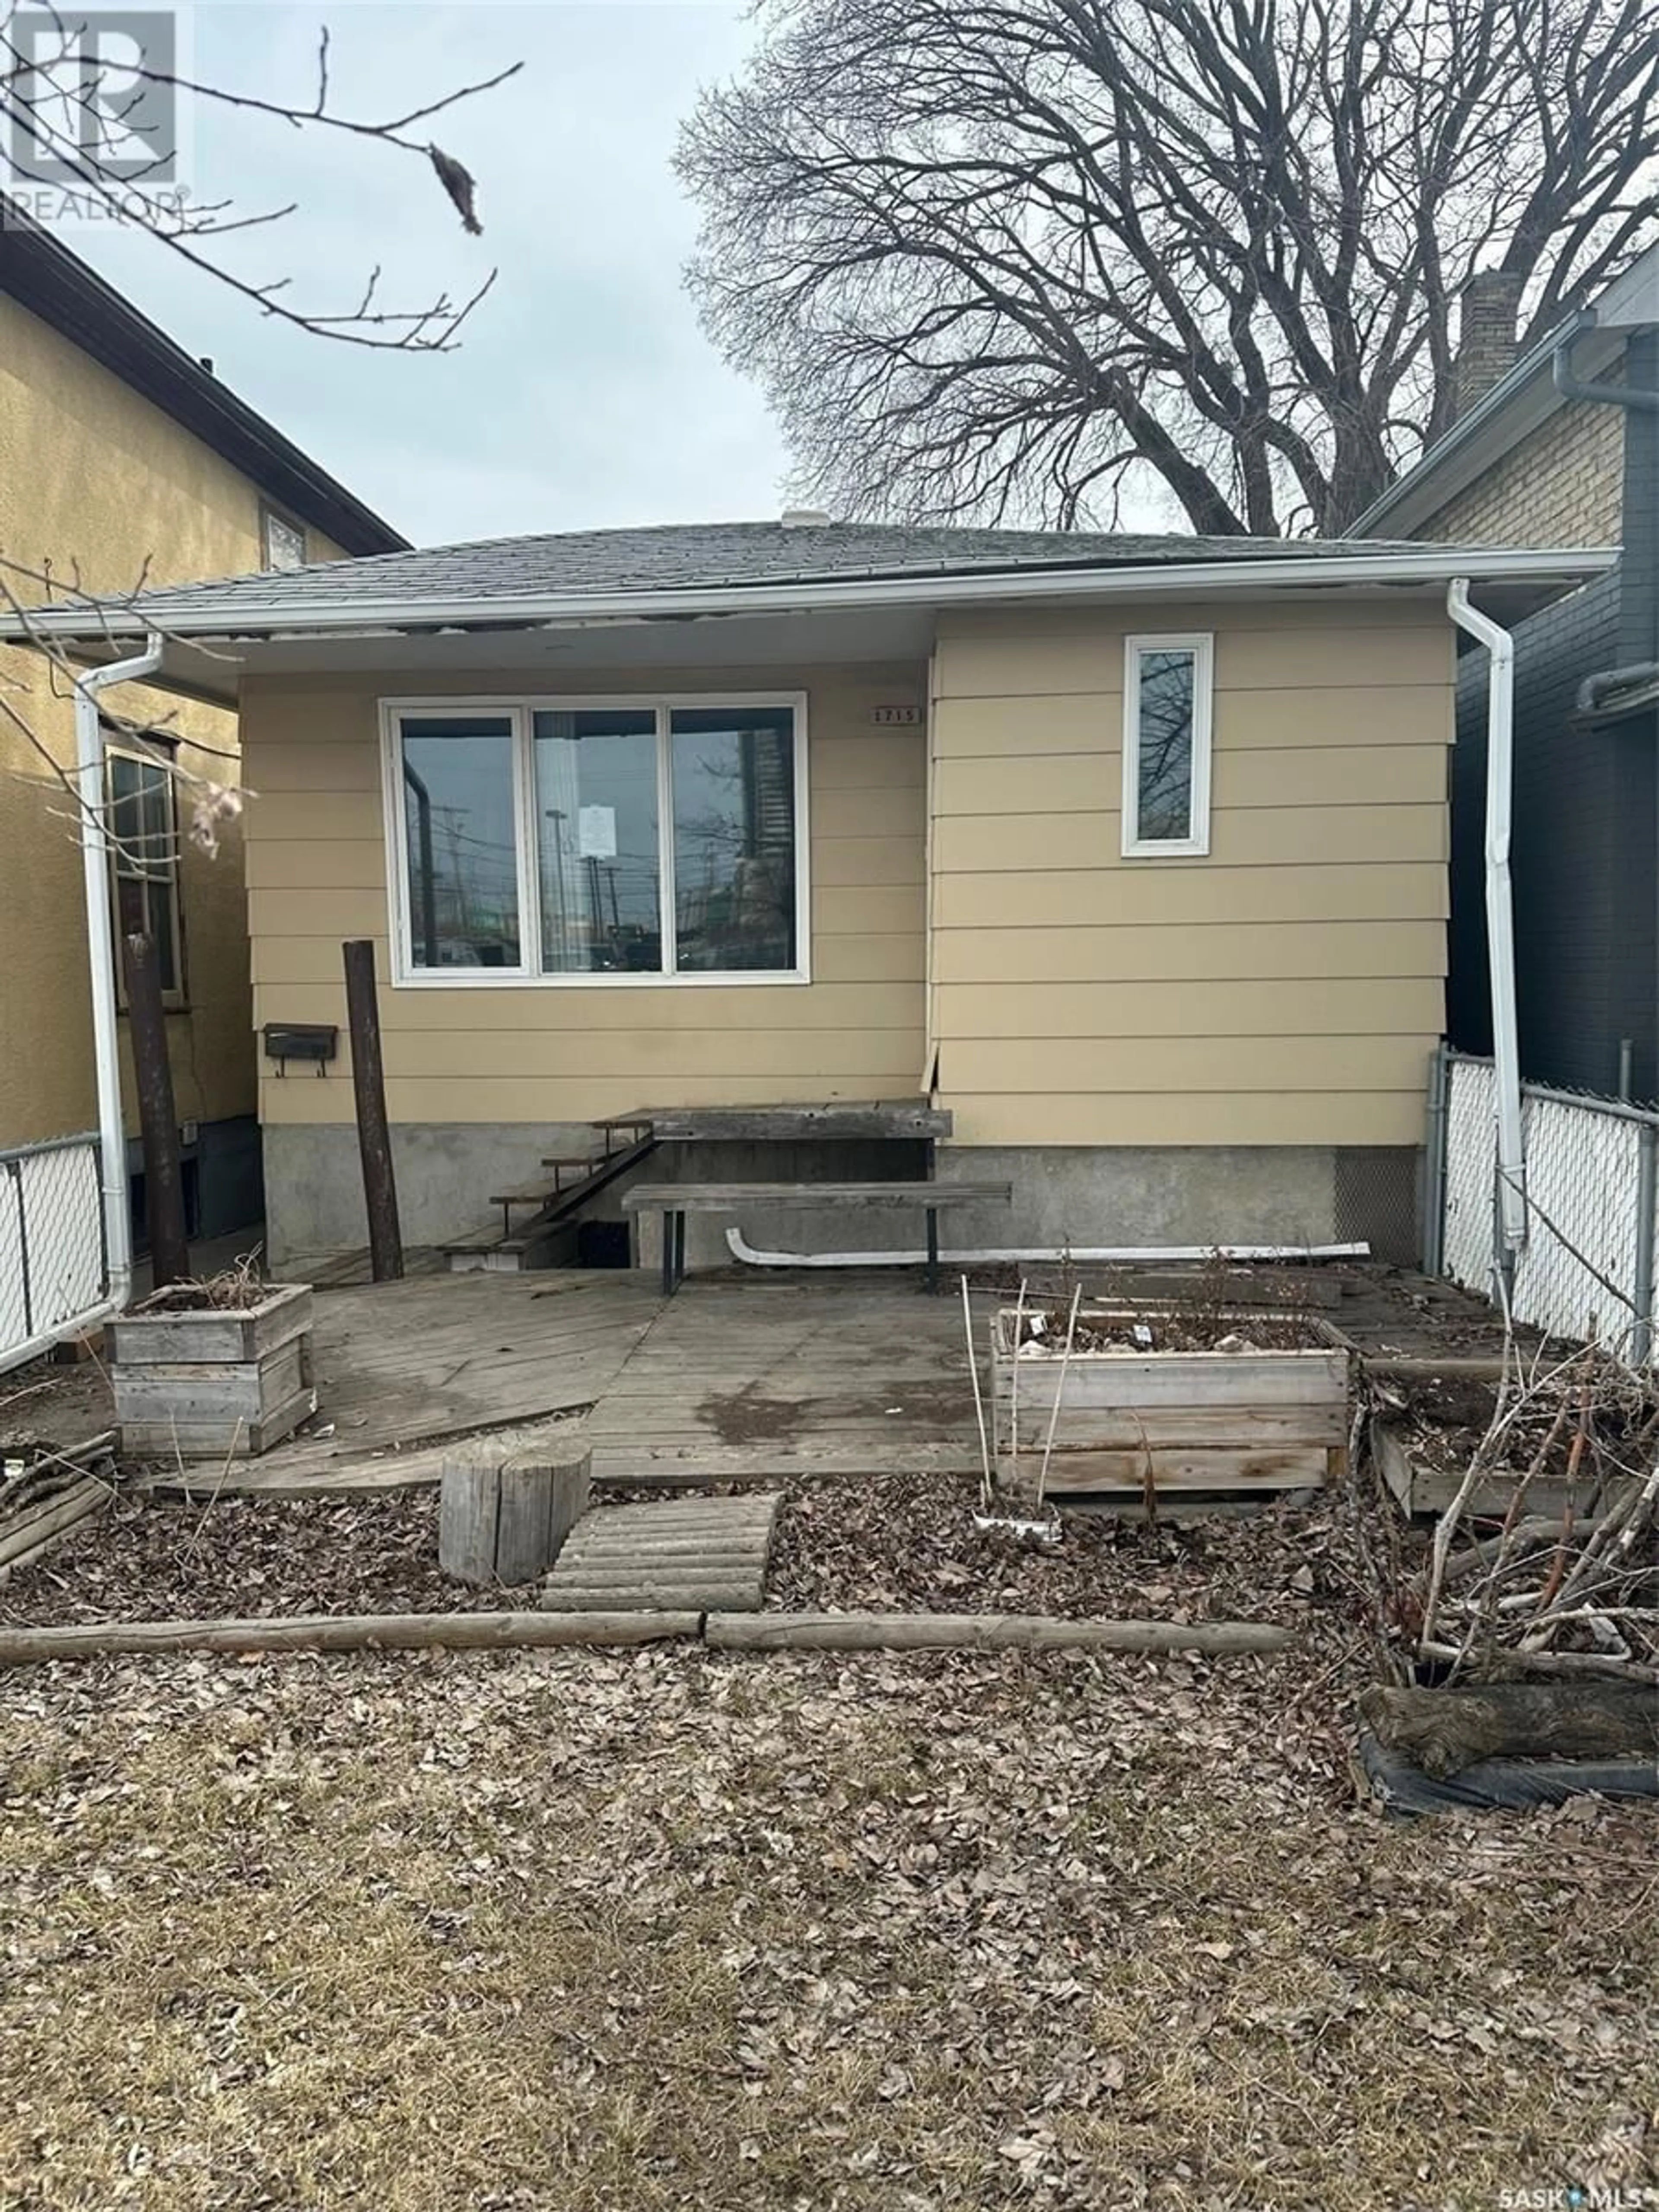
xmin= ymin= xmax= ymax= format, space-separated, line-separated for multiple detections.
xmin=7 ymin=520 xmax=1609 ymax=1274
xmin=1352 ymin=252 xmax=1659 ymax=1102
xmin=0 ymin=207 xmax=406 ymax=1242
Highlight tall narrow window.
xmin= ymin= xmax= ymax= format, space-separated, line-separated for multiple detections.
xmin=670 ymin=706 xmax=797 ymax=973
xmin=534 ymin=709 xmax=660 ymax=973
xmin=1122 ymin=635 xmax=1213 ymax=857
xmin=108 ymin=746 xmax=184 ymax=999
xmin=398 ymin=716 xmax=521 ymax=968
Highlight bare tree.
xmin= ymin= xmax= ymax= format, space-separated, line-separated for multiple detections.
xmin=679 ymin=0 xmax=1659 ymax=534
xmin=2 ymin=3 xmax=518 ymax=348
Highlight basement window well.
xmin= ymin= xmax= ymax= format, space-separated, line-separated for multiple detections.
xmin=383 ymin=695 xmax=807 ymax=985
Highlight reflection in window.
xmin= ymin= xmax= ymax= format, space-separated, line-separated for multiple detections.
xmin=534 ymin=710 xmax=660 ymax=972
xmin=400 ymin=717 xmax=520 ymax=967
xmin=670 ymin=708 xmax=796 ymax=973
xmin=109 ymin=748 xmax=182 ymax=996
xmin=1134 ymin=650 xmax=1196 ymax=842
xmin=1124 ymin=636 xmax=1211 ymax=855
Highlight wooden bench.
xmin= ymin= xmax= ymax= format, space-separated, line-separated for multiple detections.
xmin=620 ymin=1180 xmax=1012 ymax=1295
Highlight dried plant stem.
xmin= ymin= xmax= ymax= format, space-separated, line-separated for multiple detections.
xmin=961 ymin=1276 xmax=993 ymax=1513
xmin=1034 ymin=1286 xmax=1083 ymax=1513
xmin=1007 ymin=1278 xmax=1028 ymax=1494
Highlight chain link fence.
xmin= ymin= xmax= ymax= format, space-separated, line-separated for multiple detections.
xmin=1432 ymin=1048 xmax=1657 ymax=1358
xmin=0 ymin=1134 xmax=109 ymax=1374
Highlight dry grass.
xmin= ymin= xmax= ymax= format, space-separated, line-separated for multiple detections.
xmin=2 ymin=1646 xmax=1656 ymax=2212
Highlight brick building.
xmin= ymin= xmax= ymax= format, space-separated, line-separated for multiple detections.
xmin=1354 ymin=252 xmax=1659 ymax=1102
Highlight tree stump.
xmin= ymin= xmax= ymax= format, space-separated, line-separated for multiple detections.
xmin=439 ymin=1442 xmax=591 ymax=1587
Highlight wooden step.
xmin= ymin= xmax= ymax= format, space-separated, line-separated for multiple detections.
xmin=540 ymin=1495 xmax=782 ymax=1613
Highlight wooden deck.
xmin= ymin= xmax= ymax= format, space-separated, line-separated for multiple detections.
xmin=587 ymin=1272 xmax=984 ymax=1483
xmin=149 ymin=1270 xmax=663 ymax=1494
xmin=135 ymin=1258 xmax=1529 ymax=1499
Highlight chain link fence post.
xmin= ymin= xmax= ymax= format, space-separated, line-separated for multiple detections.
xmin=1633 ymin=1122 xmax=1656 ymax=1367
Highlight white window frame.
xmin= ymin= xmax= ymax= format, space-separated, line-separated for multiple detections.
xmin=379 ymin=693 xmax=811 ymax=988
xmin=1121 ymin=633 xmax=1213 ymax=859
xmin=107 ymin=739 xmax=188 ymax=1008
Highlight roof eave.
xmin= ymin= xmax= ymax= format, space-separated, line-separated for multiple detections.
xmin=6 ymin=543 xmax=1620 ymax=650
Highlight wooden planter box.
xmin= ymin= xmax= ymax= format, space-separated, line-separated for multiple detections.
xmin=1372 ymin=1419 xmax=1640 ymax=1522
xmin=110 ymin=1285 xmax=316 ymax=1459
xmin=991 ymin=1308 xmax=1350 ymax=1497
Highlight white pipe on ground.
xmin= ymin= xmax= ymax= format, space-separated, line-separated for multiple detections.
xmin=726 ymin=1229 xmax=1370 ymax=1269
xmin=1446 ymin=581 xmax=1526 ymax=1266
xmin=75 ymin=635 xmax=165 ymax=1316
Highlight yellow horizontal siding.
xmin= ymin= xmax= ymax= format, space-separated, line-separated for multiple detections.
xmin=945 ymin=1035 xmax=1430 ymax=1095
xmin=251 ymin=927 xmax=926 ymax=988
xmin=935 ymin=979 xmax=1442 ymax=1039
xmin=933 ymin=804 xmax=1446 ymax=874
xmin=256 ymin=979 xmax=924 ymax=1034
xmin=947 ymin=1091 xmax=1430 ymax=1147
xmin=932 ymin=862 xmax=1448 ymax=930
xmin=931 ymin=920 xmax=1448 ymax=985
xmin=378 ymin=1029 xmax=922 ymax=1083
xmin=934 ymin=609 xmax=1453 ymax=699
xmin=242 ymin=664 xmax=931 ymax=1127
xmin=812 ymin=836 xmax=924 ymax=888
xmin=931 ymin=685 xmax=1451 ymax=757
xmin=810 ymin=735 xmax=926 ymax=788
xmin=261 ymin=1072 xmax=912 ymax=1127
xmin=814 ymin=786 xmax=926 ymax=838
xmin=934 ymin=742 xmax=1448 ymax=817
xmin=928 ymin=604 xmax=1453 ymax=1150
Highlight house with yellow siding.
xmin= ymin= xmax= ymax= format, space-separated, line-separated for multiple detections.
xmin=7 ymin=517 xmax=1611 ymax=1272
xmin=0 ymin=209 xmax=404 ymax=1240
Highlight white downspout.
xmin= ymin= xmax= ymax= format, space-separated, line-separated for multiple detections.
xmin=75 ymin=635 xmax=166 ymax=1314
xmin=1446 ymin=581 xmax=1526 ymax=1271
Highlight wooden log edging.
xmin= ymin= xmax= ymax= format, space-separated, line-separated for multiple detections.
xmin=0 ymin=1606 xmax=1293 ymax=1669
xmin=0 ymin=1609 xmax=701 ymax=1667
xmin=705 ymin=1612 xmax=1294 ymax=1655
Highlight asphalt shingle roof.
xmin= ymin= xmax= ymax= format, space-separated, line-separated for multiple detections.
xmin=88 ymin=519 xmax=1439 ymax=628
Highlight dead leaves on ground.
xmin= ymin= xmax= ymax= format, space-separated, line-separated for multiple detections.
xmin=1 ymin=1646 xmax=1654 ymax=2211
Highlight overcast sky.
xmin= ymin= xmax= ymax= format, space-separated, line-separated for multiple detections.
xmin=54 ymin=0 xmax=792 ymax=547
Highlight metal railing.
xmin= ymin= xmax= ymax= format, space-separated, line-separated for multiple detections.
xmin=0 ymin=1132 xmax=108 ymax=1374
xmin=1432 ymin=1046 xmax=1658 ymax=1359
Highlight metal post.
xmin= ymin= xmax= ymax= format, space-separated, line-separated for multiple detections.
xmin=1634 ymin=1122 xmax=1656 ymax=1367
xmin=1421 ymin=1043 xmax=1449 ymax=1277
xmin=121 ymin=931 xmax=191 ymax=1289
xmin=343 ymin=938 xmax=404 ymax=1282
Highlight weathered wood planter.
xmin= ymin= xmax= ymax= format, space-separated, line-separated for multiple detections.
xmin=1372 ymin=1419 xmax=1640 ymax=1522
xmin=991 ymin=1308 xmax=1350 ymax=1497
xmin=110 ymin=1285 xmax=316 ymax=1459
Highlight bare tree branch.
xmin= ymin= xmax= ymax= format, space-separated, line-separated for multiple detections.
xmin=678 ymin=0 xmax=1659 ymax=532
xmin=0 ymin=3 xmax=518 ymax=350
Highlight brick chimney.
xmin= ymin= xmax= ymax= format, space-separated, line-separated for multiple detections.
xmin=1455 ymin=271 xmax=1526 ymax=418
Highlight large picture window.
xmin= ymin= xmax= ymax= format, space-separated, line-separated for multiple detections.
xmin=385 ymin=696 xmax=808 ymax=985
xmin=1122 ymin=634 xmax=1213 ymax=858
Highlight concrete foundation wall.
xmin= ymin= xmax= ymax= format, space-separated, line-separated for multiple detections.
xmin=265 ymin=1124 xmax=1421 ymax=1274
